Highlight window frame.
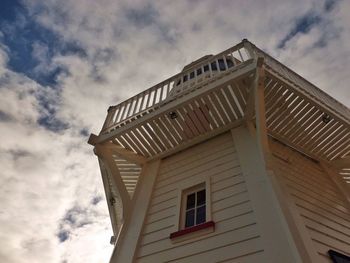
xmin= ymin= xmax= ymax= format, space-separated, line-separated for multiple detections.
xmin=170 ymin=176 xmax=213 ymax=242
xmin=181 ymin=183 xmax=206 ymax=229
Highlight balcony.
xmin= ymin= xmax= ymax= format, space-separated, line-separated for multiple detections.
xmin=89 ymin=39 xmax=350 ymax=197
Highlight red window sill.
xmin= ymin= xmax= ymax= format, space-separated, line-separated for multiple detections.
xmin=169 ymin=221 xmax=215 ymax=239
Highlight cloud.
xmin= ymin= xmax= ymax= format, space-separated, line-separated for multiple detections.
xmin=0 ymin=0 xmax=349 ymax=262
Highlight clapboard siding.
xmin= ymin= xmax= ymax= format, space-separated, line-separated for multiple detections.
xmin=135 ymin=132 xmax=265 ymax=263
xmin=270 ymin=140 xmax=350 ymax=261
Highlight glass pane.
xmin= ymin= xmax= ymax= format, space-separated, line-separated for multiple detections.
xmin=211 ymin=61 xmax=217 ymax=71
xmin=196 ymin=205 xmax=206 ymax=225
xmin=196 ymin=189 xmax=206 ymax=206
xmin=197 ymin=68 xmax=202 ymax=75
xmin=185 ymin=209 xmax=195 ymax=228
xmin=203 ymin=64 xmax=209 ymax=72
xmin=190 ymin=72 xmax=195 ymax=79
xmin=183 ymin=75 xmax=188 ymax=82
xmin=186 ymin=193 xmax=195 ymax=209
xmin=218 ymin=59 xmax=225 ymax=71
xmin=226 ymin=58 xmax=234 ymax=68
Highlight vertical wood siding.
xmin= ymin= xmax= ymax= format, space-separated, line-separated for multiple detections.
xmin=135 ymin=132 xmax=265 ymax=263
xmin=270 ymin=140 xmax=350 ymax=263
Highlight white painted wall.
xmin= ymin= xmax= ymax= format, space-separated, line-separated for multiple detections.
xmin=270 ymin=139 xmax=350 ymax=263
xmin=135 ymin=132 xmax=265 ymax=263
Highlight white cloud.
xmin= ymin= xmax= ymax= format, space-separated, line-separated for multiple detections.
xmin=1 ymin=0 xmax=349 ymax=262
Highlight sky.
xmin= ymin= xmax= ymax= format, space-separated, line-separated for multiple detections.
xmin=0 ymin=0 xmax=349 ymax=262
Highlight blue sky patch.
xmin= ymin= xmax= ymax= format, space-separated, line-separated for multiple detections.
xmin=277 ymin=14 xmax=321 ymax=49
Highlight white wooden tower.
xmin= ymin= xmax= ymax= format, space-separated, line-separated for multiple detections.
xmin=88 ymin=39 xmax=350 ymax=263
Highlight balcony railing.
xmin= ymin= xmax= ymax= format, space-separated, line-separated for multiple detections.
xmin=100 ymin=41 xmax=254 ymax=134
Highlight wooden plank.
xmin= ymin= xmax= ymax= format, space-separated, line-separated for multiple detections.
xmin=306 ymin=120 xmax=340 ymax=152
xmin=299 ymin=206 xmax=350 ymax=236
xmin=138 ymin=125 xmax=162 ymax=154
xmin=298 ymin=118 xmax=324 ymax=147
xmin=216 ymin=88 xmax=237 ymax=121
xmin=304 ymin=217 xmax=350 ymax=244
xmin=272 ymin=96 xmax=304 ymax=133
xmin=137 ymin=216 xmax=259 ymax=260
xmin=208 ymin=92 xmax=230 ymax=124
xmin=211 ymin=191 xmax=250 ymax=213
xmin=225 ymin=85 xmax=243 ymax=119
xmin=127 ymin=130 xmax=150 ymax=157
xmin=276 ymin=99 xmax=308 ymax=135
xmin=196 ymin=98 xmax=217 ymax=129
xmin=266 ymin=90 xmax=294 ymax=128
xmin=265 ymin=83 xmax=285 ymax=109
xmin=193 ymin=104 xmax=211 ymax=132
xmin=288 ymin=185 xmax=350 ymax=218
xmin=278 ymin=168 xmax=345 ymax=207
xmin=155 ymin=151 xmax=238 ymax=192
xmin=202 ymin=95 xmax=224 ymax=127
xmin=314 ymin=127 xmax=348 ymax=155
xmin=284 ymin=104 xmax=316 ymax=138
xmin=267 ymin=92 xmax=299 ymax=130
xmin=150 ymin=119 xmax=173 ymax=149
xmin=290 ymin=109 xmax=321 ymax=143
xmin=294 ymin=197 xmax=350 ymax=228
xmin=184 ymin=104 xmax=206 ymax=134
xmin=232 ymin=83 xmax=246 ymax=116
xmin=158 ymin=115 xmax=183 ymax=144
xmin=121 ymin=132 xmax=144 ymax=156
xmin=134 ymin=127 xmax=158 ymax=156
xmin=178 ymin=107 xmax=200 ymax=136
xmin=159 ymin=132 xmax=233 ymax=170
xmin=308 ymin=229 xmax=350 ymax=254
xmin=143 ymin=123 xmax=167 ymax=151
xmin=264 ymin=79 xmax=280 ymax=103
xmin=323 ymin=133 xmax=350 ymax=158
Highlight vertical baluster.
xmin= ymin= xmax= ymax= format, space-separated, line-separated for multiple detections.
xmin=145 ymin=89 xmax=152 ymax=109
xmin=116 ymin=103 xmax=125 ymax=123
xmin=126 ymin=98 xmax=135 ymax=118
xmin=139 ymin=91 xmax=146 ymax=111
xmin=159 ymin=85 xmax=164 ymax=103
xmin=121 ymin=102 xmax=130 ymax=121
xmin=152 ymin=87 xmax=158 ymax=106
xmin=238 ymin=48 xmax=244 ymax=62
xmin=223 ymin=55 xmax=228 ymax=70
xmin=132 ymin=95 xmax=141 ymax=115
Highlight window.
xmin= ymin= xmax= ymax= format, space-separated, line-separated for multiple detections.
xmin=329 ymin=250 xmax=350 ymax=263
xmin=169 ymin=179 xmax=214 ymax=240
xmin=184 ymin=188 xmax=206 ymax=228
xmin=210 ymin=61 xmax=218 ymax=71
xmin=218 ymin=59 xmax=226 ymax=71
xmin=226 ymin=57 xmax=234 ymax=68
xmin=189 ymin=71 xmax=195 ymax=79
